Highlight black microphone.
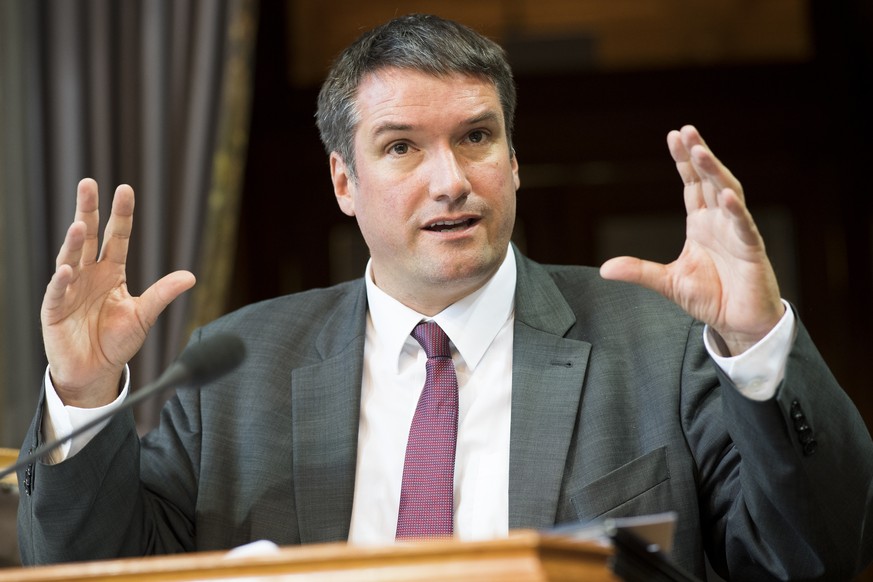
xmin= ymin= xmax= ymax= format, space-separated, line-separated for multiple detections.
xmin=0 ymin=333 xmax=246 ymax=481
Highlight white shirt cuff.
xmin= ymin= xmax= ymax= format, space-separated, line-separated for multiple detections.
xmin=41 ymin=365 xmax=130 ymax=464
xmin=703 ymin=300 xmax=796 ymax=401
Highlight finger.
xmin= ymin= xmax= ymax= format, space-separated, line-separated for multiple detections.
xmin=75 ymin=178 xmax=101 ymax=266
xmin=717 ymin=188 xmax=761 ymax=248
xmin=44 ymin=222 xmax=89 ymax=325
xmin=689 ymin=145 xmax=744 ymax=204
xmin=668 ymin=129 xmax=710 ymax=213
xmin=98 ymin=184 xmax=135 ymax=265
xmin=673 ymin=126 xmax=727 ymax=210
xmin=138 ymin=270 xmax=197 ymax=329
xmin=667 ymin=129 xmax=696 ymax=175
xmin=54 ymin=221 xmax=86 ymax=279
xmin=679 ymin=124 xmax=708 ymax=149
xmin=680 ymin=126 xmax=744 ymax=205
xmin=600 ymin=256 xmax=671 ymax=298
xmin=667 ymin=129 xmax=697 ymax=184
xmin=41 ymin=264 xmax=76 ymax=325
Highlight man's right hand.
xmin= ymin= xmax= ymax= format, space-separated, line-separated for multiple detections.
xmin=41 ymin=178 xmax=196 ymax=408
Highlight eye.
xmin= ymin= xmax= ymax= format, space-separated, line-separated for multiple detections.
xmin=468 ymin=130 xmax=485 ymax=143
xmin=389 ymin=142 xmax=409 ymax=155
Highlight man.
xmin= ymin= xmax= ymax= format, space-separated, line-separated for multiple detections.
xmin=17 ymin=13 xmax=873 ymax=580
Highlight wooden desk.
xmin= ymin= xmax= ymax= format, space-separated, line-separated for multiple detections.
xmin=0 ymin=531 xmax=615 ymax=582
xmin=0 ymin=449 xmax=17 ymax=491
xmin=0 ymin=448 xmax=20 ymax=568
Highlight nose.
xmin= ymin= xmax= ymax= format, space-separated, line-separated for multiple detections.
xmin=427 ymin=145 xmax=471 ymax=203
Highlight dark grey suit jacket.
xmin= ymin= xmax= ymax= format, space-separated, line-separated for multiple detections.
xmin=17 ymin=249 xmax=873 ymax=580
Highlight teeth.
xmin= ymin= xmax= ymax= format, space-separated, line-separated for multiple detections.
xmin=427 ymin=220 xmax=470 ymax=232
xmin=426 ymin=218 xmax=474 ymax=232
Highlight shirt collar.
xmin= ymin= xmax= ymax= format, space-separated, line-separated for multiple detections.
xmin=365 ymin=246 xmax=516 ymax=372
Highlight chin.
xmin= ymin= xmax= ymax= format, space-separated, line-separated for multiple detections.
xmin=424 ymin=253 xmax=501 ymax=287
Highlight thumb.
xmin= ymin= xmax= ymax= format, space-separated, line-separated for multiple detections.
xmin=600 ymin=256 xmax=670 ymax=296
xmin=138 ymin=270 xmax=197 ymax=328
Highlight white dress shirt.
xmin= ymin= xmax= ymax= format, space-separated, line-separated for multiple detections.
xmin=43 ymin=246 xmax=796 ymax=544
xmin=348 ymin=249 xmax=517 ymax=544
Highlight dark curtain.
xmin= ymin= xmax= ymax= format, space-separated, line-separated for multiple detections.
xmin=0 ymin=0 xmax=258 ymax=444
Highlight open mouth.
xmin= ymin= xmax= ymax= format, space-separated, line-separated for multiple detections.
xmin=424 ymin=218 xmax=478 ymax=232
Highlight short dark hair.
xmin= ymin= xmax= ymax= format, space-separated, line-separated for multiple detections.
xmin=315 ymin=14 xmax=516 ymax=180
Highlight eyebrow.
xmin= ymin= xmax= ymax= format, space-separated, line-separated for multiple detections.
xmin=370 ymin=110 xmax=503 ymax=138
xmin=372 ymin=122 xmax=414 ymax=138
xmin=465 ymin=111 xmax=501 ymax=126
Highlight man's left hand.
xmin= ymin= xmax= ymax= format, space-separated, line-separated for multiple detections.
xmin=600 ymin=125 xmax=784 ymax=356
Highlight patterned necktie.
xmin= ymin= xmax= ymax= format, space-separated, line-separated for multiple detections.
xmin=395 ymin=321 xmax=459 ymax=539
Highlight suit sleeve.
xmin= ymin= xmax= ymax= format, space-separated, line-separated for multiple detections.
xmin=17 ymin=378 xmax=203 ymax=564
xmin=684 ymin=317 xmax=873 ymax=580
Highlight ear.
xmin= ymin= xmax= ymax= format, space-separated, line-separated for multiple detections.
xmin=330 ymin=152 xmax=356 ymax=217
xmin=511 ymin=148 xmax=521 ymax=191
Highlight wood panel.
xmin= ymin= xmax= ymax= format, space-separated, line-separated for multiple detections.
xmin=286 ymin=0 xmax=509 ymax=86
xmin=285 ymin=0 xmax=812 ymax=85
xmin=514 ymin=0 xmax=812 ymax=67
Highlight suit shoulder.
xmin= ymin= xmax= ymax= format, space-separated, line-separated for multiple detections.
xmin=541 ymin=263 xmax=673 ymax=304
xmin=539 ymin=262 xmax=695 ymax=332
xmin=198 ymin=279 xmax=363 ymax=338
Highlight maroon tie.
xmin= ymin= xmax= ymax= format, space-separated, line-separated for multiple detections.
xmin=396 ymin=321 xmax=459 ymax=539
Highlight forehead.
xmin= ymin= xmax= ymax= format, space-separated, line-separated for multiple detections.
xmin=353 ymin=68 xmax=504 ymax=136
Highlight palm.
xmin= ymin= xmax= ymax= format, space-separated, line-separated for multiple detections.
xmin=44 ymin=263 xmax=140 ymax=384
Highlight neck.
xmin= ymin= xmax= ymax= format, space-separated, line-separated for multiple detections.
xmin=390 ymin=279 xmax=490 ymax=316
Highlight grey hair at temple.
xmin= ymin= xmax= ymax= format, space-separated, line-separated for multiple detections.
xmin=315 ymin=13 xmax=517 ymax=181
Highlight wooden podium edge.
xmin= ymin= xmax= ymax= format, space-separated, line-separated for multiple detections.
xmin=0 ymin=530 xmax=616 ymax=582
xmin=0 ymin=449 xmax=19 ymax=491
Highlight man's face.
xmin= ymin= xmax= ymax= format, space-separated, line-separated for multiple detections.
xmin=330 ymin=68 xmax=520 ymax=315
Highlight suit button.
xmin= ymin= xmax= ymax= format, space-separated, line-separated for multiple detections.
xmin=24 ymin=447 xmax=34 ymax=495
xmin=789 ymin=400 xmax=816 ymax=455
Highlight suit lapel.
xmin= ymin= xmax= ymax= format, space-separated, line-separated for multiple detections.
xmin=509 ymin=250 xmax=591 ymax=529
xmin=290 ymin=282 xmax=368 ymax=543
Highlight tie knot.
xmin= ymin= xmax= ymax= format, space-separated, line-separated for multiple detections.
xmin=411 ymin=321 xmax=451 ymax=359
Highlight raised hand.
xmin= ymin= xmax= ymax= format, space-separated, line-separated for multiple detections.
xmin=41 ymin=179 xmax=196 ymax=407
xmin=600 ymin=125 xmax=784 ymax=355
